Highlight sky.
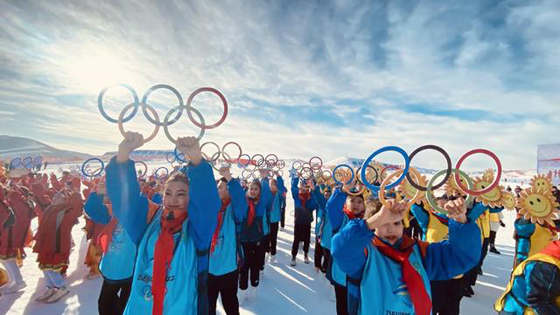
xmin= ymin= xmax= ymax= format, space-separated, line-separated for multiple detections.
xmin=0 ymin=0 xmax=559 ymax=171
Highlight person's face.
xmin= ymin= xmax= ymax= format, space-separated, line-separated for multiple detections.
xmin=298 ymin=182 xmax=310 ymax=194
xmin=248 ymin=183 xmax=261 ymax=198
xmin=218 ymin=180 xmax=230 ymax=200
xmin=270 ymin=180 xmax=278 ymax=194
xmin=324 ymin=190 xmax=332 ymax=199
xmin=346 ymin=195 xmax=365 ymax=216
xmin=164 ymin=181 xmax=190 ymax=213
xmin=375 ymin=221 xmax=404 ymax=245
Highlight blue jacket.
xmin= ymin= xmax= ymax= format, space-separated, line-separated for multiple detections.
xmin=270 ymin=176 xmax=285 ymax=223
xmin=325 ymin=187 xmax=353 ymax=287
xmin=209 ymin=179 xmax=247 ymax=276
xmin=332 ymin=218 xmax=481 ymax=314
xmin=291 ymin=177 xmax=317 ymax=225
xmin=106 ymin=157 xmax=220 ymax=315
xmin=240 ymin=178 xmax=272 ymax=243
xmin=84 ymin=192 xmax=137 ymax=282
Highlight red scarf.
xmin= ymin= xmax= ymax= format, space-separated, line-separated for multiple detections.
xmin=98 ymin=213 xmax=118 ymax=253
xmin=343 ymin=205 xmax=362 ymax=220
xmin=298 ymin=191 xmax=310 ymax=207
xmin=373 ymin=237 xmax=431 ymax=315
xmin=152 ymin=209 xmax=188 ymax=315
xmin=247 ymin=197 xmax=258 ymax=226
xmin=541 ymin=240 xmax=560 ymax=259
xmin=211 ymin=198 xmax=231 ymax=253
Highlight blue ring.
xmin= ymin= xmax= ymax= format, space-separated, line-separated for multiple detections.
xmin=141 ymin=84 xmax=184 ymax=127
xmin=98 ymin=84 xmax=139 ymax=124
xmin=22 ymin=156 xmax=33 ymax=168
xmin=333 ymin=164 xmax=355 ymax=186
xmin=81 ymin=158 xmax=105 ymax=177
xmin=360 ymin=146 xmax=410 ymax=192
xmin=174 ymin=147 xmax=188 ymax=163
xmin=10 ymin=157 xmax=22 ymax=169
xmin=33 ymin=156 xmax=43 ymax=167
xmin=154 ymin=166 xmax=169 ymax=179
xmin=166 ymin=151 xmax=177 ymax=164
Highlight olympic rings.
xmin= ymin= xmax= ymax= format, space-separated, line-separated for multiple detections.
xmin=454 ymin=149 xmax=502 ymax=196
xmin=154 ymin=166 xmax=169 ymax=179
xmin=200 ymin=141 xmax=221 ymax=162
xmin=277 ymin=160 xmax=286 ymax=169
xmin=238 ymin=153 xmax=251 ymax=167
xmin=299 ymin=166 xmax=314 ymax=180
xmin=252 ymin=154 xmax=265 ymax=167
xmin=210 ymin=151 xmax=232 ymax=171
xmin=356 ymin=165 xmax=379 ymax=186
xmin=135 ymin=161 xmax=148 ymax=178
xmin=166 ymin=151 xmax=176 ymax=164
xmin=186 ymin=87 xmax=228 ymax=129
xmin=81 ymin=158 xmax=105 ymax=177
xmin=174 ymin=147 xmax=189 ymax=164
xmin=33 ymin=156 xmax=43 ymax=167
xmin=427 ymin=169 xmax=474 ymax=214
xmin=406 ymin=145 xmax=452 ymax=192
xmin=380 ymin=165 xmax=400 ymax=180
xmin=222 ymin=142 xmax=243 ymax=162
xmin=265 ymin=154 xmax=279 ymax=167
xmin=379 ymin=168 xmax=423 ymax=208
xmin=98 ymin=84 xmax=139 ymax=124
xmin=309 ymin=156 xmax=323 ymax=170
xmin=10 ymin=157 xmax=22 ymax=169
xmin=241 ymin=168 xmax=253 ymax=180
xmin=361 ymin=146 xmax=410 ymax=192
xmin=141 ymin=84 xmax=184 ymax=126
xmin=333 ymin=164 xmax=355 ymax=186
xmin=163 ymin=105 xmax=205 ymax=143
xmin=22 ymin=156 xmax=33 ymax=168
xmin=118 ymin=103 xmax=160 ymax=144
xmin=292 ymin=160 xmax=303 ymax=170
xmin=321 ymin=169 xmax=333 ymax=181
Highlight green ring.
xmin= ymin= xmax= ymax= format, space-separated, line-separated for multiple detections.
xmin=426 ymin=169 xmax=474 ymax=214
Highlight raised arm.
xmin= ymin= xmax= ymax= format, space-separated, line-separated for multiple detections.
xmin=228 ymin=179 xmax=248 ymax=224
xmin=326 ymin=188 xmax=347 ymax=232
xmin=331 ymin=219 xmax=372 ymax=279
xmin=84 ymin=192 xmax=112 ymax=225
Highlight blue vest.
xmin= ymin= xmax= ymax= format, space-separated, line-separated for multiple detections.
xmin=124 ymin=211 xmax=199 ymax=315
xmin=358 ymin=242 xmax=431 ymax=315
xmin=320 ymin=215 xmax=333 ymax=250
xmin=209 ymin=205 xmax=239 ymax=276
xmin=100 ymin=222 xmax=137 ymax=281
xmin=315 ymin=207 xmax=323 ymax=236
xmin=263 ymin=206 xmax=270 ymax=236
xmin=270 ymin=193 xmax=282 ymax=223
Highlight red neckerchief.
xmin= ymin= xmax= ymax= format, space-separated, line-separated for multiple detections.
xmin=211 ymin=198 xmax=231 ymax=253
xmin=541 ymin=240 xmax=560 ymax=260
xmin=343 ymin=205 xmax=362 ymax=220
xmin=544 ymin=222 xmax=560 ymax=234
xmin=152 ymin=208 xmax=188 ymax=315
xmin=246 ymin=197 xmax=259 ymax=226
xmin=98 ymin=204 xmax=118 ymax=253
xmin=373 ymin=236 xmax=432 ymax=315
xmin=298 ymin=191 xmax=310 ymax=207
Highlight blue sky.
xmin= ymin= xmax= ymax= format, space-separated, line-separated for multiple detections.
xmin=0 ymin=0 xmax=559 ymax=170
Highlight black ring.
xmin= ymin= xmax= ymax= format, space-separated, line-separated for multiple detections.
xmin=405 ymin=144 xmax=451 ymax=191
xmin=356 ymin=165 xmax=378 ymax=185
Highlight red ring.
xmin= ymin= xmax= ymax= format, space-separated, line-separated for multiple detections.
xmin=454 ymin=149 xmax=502 ymax=196
xmin=186 ymin=87 xmax=228 ymax=129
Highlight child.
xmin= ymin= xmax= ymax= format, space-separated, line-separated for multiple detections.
xmin=290 ymin=177 xmax=318 ymax=266
xmin=268 ymin=176 xmax=285 ymax=263
xmin=105 ymin=133 xmax=221 ymax=315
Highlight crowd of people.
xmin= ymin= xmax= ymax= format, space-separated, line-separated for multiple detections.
xmin=1 ymin=133 xmax=560 ymax=314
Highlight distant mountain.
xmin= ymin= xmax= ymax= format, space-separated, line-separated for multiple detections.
xmin=0 ymin=135 xmax=92 ymax=163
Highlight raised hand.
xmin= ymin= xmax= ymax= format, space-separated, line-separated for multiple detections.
xmin=117 ymin=132 xmax=144 ymax=163
xmin=219 ymin=165 xmax=232 ymax=182
xmin=445 ymin=198 xmax=467 ymax=224
xmin=366 ymin=198 xmax=408 ymax=230
xmin=177 ymin=137 xmax=202 ymax=166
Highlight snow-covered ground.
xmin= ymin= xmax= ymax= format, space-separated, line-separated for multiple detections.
xmin=1 ymin=162 xmax=520 ymax=314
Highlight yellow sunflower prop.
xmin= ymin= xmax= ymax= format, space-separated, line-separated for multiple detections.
xmin=473 ymin=172 xmax=504 ymax=207
xmin=500 ymin=191 xmax=517 ymax=211
xmin=517 ymin=185 xmax=560 ymax=225
xmin=530 ymin=173 xmax=553 ymax=193
xmin=397 ymin=167 xmax=427 ymax=205
xmin=444 ymin=172 xmax=468 ymax=197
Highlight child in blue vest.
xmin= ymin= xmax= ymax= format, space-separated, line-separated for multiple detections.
xmin=290 ymin=177 xmax=318 ymax=266
xmin=268 ymin=176 xmax=286 ymax=263
xmin=332 ymin=197 xmax=482 ymax=315
xmin=84 ymin=180 xmax=137 ymax=315
xmin=238 ymin=170 xmax=273 ymax=303
xmin=208 ymin=166 xmax=248 ymax=315
xmin=312 ymin=184 xmax=332 ymax=273
xmin=106 ymin=132 xmax=221 ymax=315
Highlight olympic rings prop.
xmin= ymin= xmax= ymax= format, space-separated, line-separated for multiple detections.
xmin=98 ymin=84 xmax=139 ymax=124
xmin=141 ymin=84 xmax=184 ymax=127
xmin=174 ymin=147 xmax=189 ymax=164
xmin=22 ymin=156 xmax=33 ymax=168
xmin=252 ymin=154 xmax=265 ymax=167
xmin=135 ymin=161 xmax=148 ymax=178
xmin=166 ymin=151 xmax=176 ymax=164
xmin=265 ymin=154 xmax=279 ymax=167
xmin=406 ymin=145 xmax=451 ymax=192
xmin=186 ymin=87 xmax=228 ymax=129
xmin=154 ymin=166 xmax=169 ymax=179
xmin=361 ymin=146 xmax=410 ymax=192
xmin=33 ymin=156 xmax=43 ymax=167
xmin=163 ymin=105 xmax=205 ymax=143
xmin=427 ymin=169 xmax=474 ymax=214
xmin=241 ymin=168 xmax=253 ymax=180
xmin=238 ymin=153 xmax=251 ymax=167
xmin=299 ymin=166 xmax=314 ymax=180
xmin=321 ymin=169 xmax=333 ymax=181
xmin=222 ymin=142 xmax=243 ymax=162
xmin=379 ymin=168 xmax=423 ymax=208
xmin=292 ymin=160 xmax=303 ymax=170
xmin=210 ymin=151 xmax=233 ymax=171
xmin=277 ymin=160 xmax=286 ymax=169
xmin=10 ymin=157 xmax=22 ymax=169
xmin=118 ymin=103 xmax=160 ymax=144
xmin=81 ymin=158 xmax=105 ymax=177
xmin=333 ymin=164 xmax=354 ymax=186
xmin=309 ymin=156 xmax=323 ymax=170
xmin=356 ymin=165 xmax=379 ymax=186
xmin=454 ymin=149 xmax=502 ymax=196
xmin=200 ymin=141 xmax=221 ymax=162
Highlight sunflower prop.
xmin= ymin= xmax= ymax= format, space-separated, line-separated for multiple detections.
xmin=530 ymin=173 xmax=553 ymax=193
xmin=517 ymin=185 xmax=560 ymax=225
xmin=397 ymin=167 xmax=427 ymax=205
xmin=500 ymin=191 xmax=516 ymax=211
xmin=444 ymin=172 xmax=469 ymax=197
xmin=473 ymin=172 xmax=505 ymax=207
